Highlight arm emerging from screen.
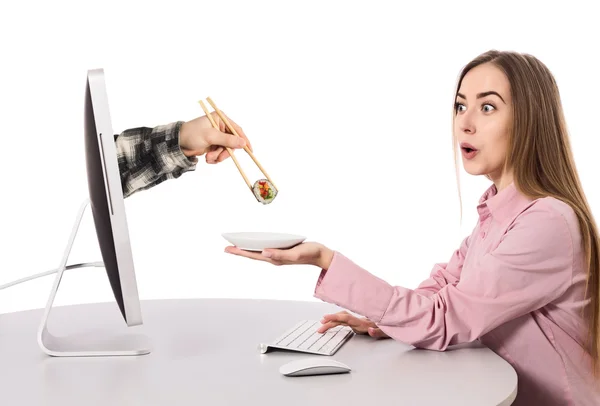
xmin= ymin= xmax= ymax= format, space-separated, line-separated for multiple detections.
xmin=114 ymin=114 xmax=251 ymax=198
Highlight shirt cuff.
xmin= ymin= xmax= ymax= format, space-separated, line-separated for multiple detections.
xmin=313 ymin=251 xmax=394 ymax=323
xmin=170 ymin=121 xmax=198 ymax=167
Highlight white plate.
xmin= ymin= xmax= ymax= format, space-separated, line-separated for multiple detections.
xmin=222 ymin=232 xmax=306 ymax=251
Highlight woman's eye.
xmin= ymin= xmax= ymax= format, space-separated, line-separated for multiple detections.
xmin=455 ymin=103 xmax=466 ymax=112
xmin=483 ymin=103 xmax=495 ymax=112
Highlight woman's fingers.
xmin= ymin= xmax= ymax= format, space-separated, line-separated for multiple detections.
xmin=322 ymin=311 xmax=352 ymax=323
xmin=318 ymin=312 xmax=374 ymax=334
xmin=318 ymin=311 xmax=387 ymax=337
xmin=316 ymin=321 xmax=343 ymax=333
xmin=223 ymin=246 xmax=284 ymax=266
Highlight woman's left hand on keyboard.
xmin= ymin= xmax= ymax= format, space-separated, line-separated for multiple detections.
xmin=317 ymin=310 xmax=389 ymax=338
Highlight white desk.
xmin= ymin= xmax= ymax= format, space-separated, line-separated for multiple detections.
xmin=0 ymin=298 xmax=517 ymax=405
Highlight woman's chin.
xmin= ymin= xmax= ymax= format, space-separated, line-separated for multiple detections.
xmin=462 ymin=163 xmax=487 ymax=176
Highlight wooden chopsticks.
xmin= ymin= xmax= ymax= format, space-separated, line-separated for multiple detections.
xmin=198 ymin=100 xmax=252 ymax=189
xmin=198 ymin=97 xmax=278 ymax=192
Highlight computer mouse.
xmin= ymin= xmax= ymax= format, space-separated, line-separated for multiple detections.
xmin=279 ymin=357 xmax=351 ymax=377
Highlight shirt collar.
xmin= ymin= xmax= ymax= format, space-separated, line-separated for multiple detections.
xmin=477 ymin=182 xmax=534 ymax=222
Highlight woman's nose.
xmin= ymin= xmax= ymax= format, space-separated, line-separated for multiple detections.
xmin=458 ymin=111 xmax=475 ymax=134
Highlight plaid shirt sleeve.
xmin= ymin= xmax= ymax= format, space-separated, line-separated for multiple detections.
xmin=113 ymin=121 xmax=198 ymax=198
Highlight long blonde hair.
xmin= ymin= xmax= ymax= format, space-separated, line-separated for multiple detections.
xmin=452 ymin=50 xmax=600 ymax=376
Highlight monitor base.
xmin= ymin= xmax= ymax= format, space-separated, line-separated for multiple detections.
xmin=37 ymin=198 xmax=152 ymax=357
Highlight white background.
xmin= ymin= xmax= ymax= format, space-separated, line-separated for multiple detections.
xmin=1 ymin=0 xmax=599 ymax=316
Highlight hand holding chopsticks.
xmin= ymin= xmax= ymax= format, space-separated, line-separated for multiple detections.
xmin=198 ymin=97 xmax=278 ymax=204
xmin=198 ymin=100 xmax=252 ymax=188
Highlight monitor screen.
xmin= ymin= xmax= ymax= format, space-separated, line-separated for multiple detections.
xmin=84 ymin=69 xmax=143 ymax=327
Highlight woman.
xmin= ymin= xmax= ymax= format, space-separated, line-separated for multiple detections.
xmin=224 ymin=50 xmax=600 ymax=405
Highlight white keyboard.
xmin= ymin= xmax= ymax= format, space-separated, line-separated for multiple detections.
xmin=259 ymin=320 xmax=354 ymax=356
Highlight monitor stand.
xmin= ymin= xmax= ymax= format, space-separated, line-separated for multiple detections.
xmin=37 ymin=198 xmax=152 ymax=357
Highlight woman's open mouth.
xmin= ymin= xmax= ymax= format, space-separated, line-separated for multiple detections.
xmin=460 ymin=143 xmax=478 ymax=159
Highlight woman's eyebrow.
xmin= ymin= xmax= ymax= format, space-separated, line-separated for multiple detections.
xmin=456 ymin=91 xmax=506 ymax=104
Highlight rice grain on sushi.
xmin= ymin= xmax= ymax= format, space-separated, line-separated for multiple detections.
xmin=253 ymin=179 xmax=277 ymax=204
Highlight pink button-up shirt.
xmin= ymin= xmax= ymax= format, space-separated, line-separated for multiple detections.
xmin=314 ymin=182 xmax=600 ymax=405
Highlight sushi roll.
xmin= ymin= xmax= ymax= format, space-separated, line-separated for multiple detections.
xmin=253 ymin=179 xmax=277 ymax=204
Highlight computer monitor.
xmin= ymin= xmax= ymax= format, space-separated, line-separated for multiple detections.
xmin=84 ymin=68 xmax=142 ymax=326
xmin=36 ymin=68 xmax=151 ymax=357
